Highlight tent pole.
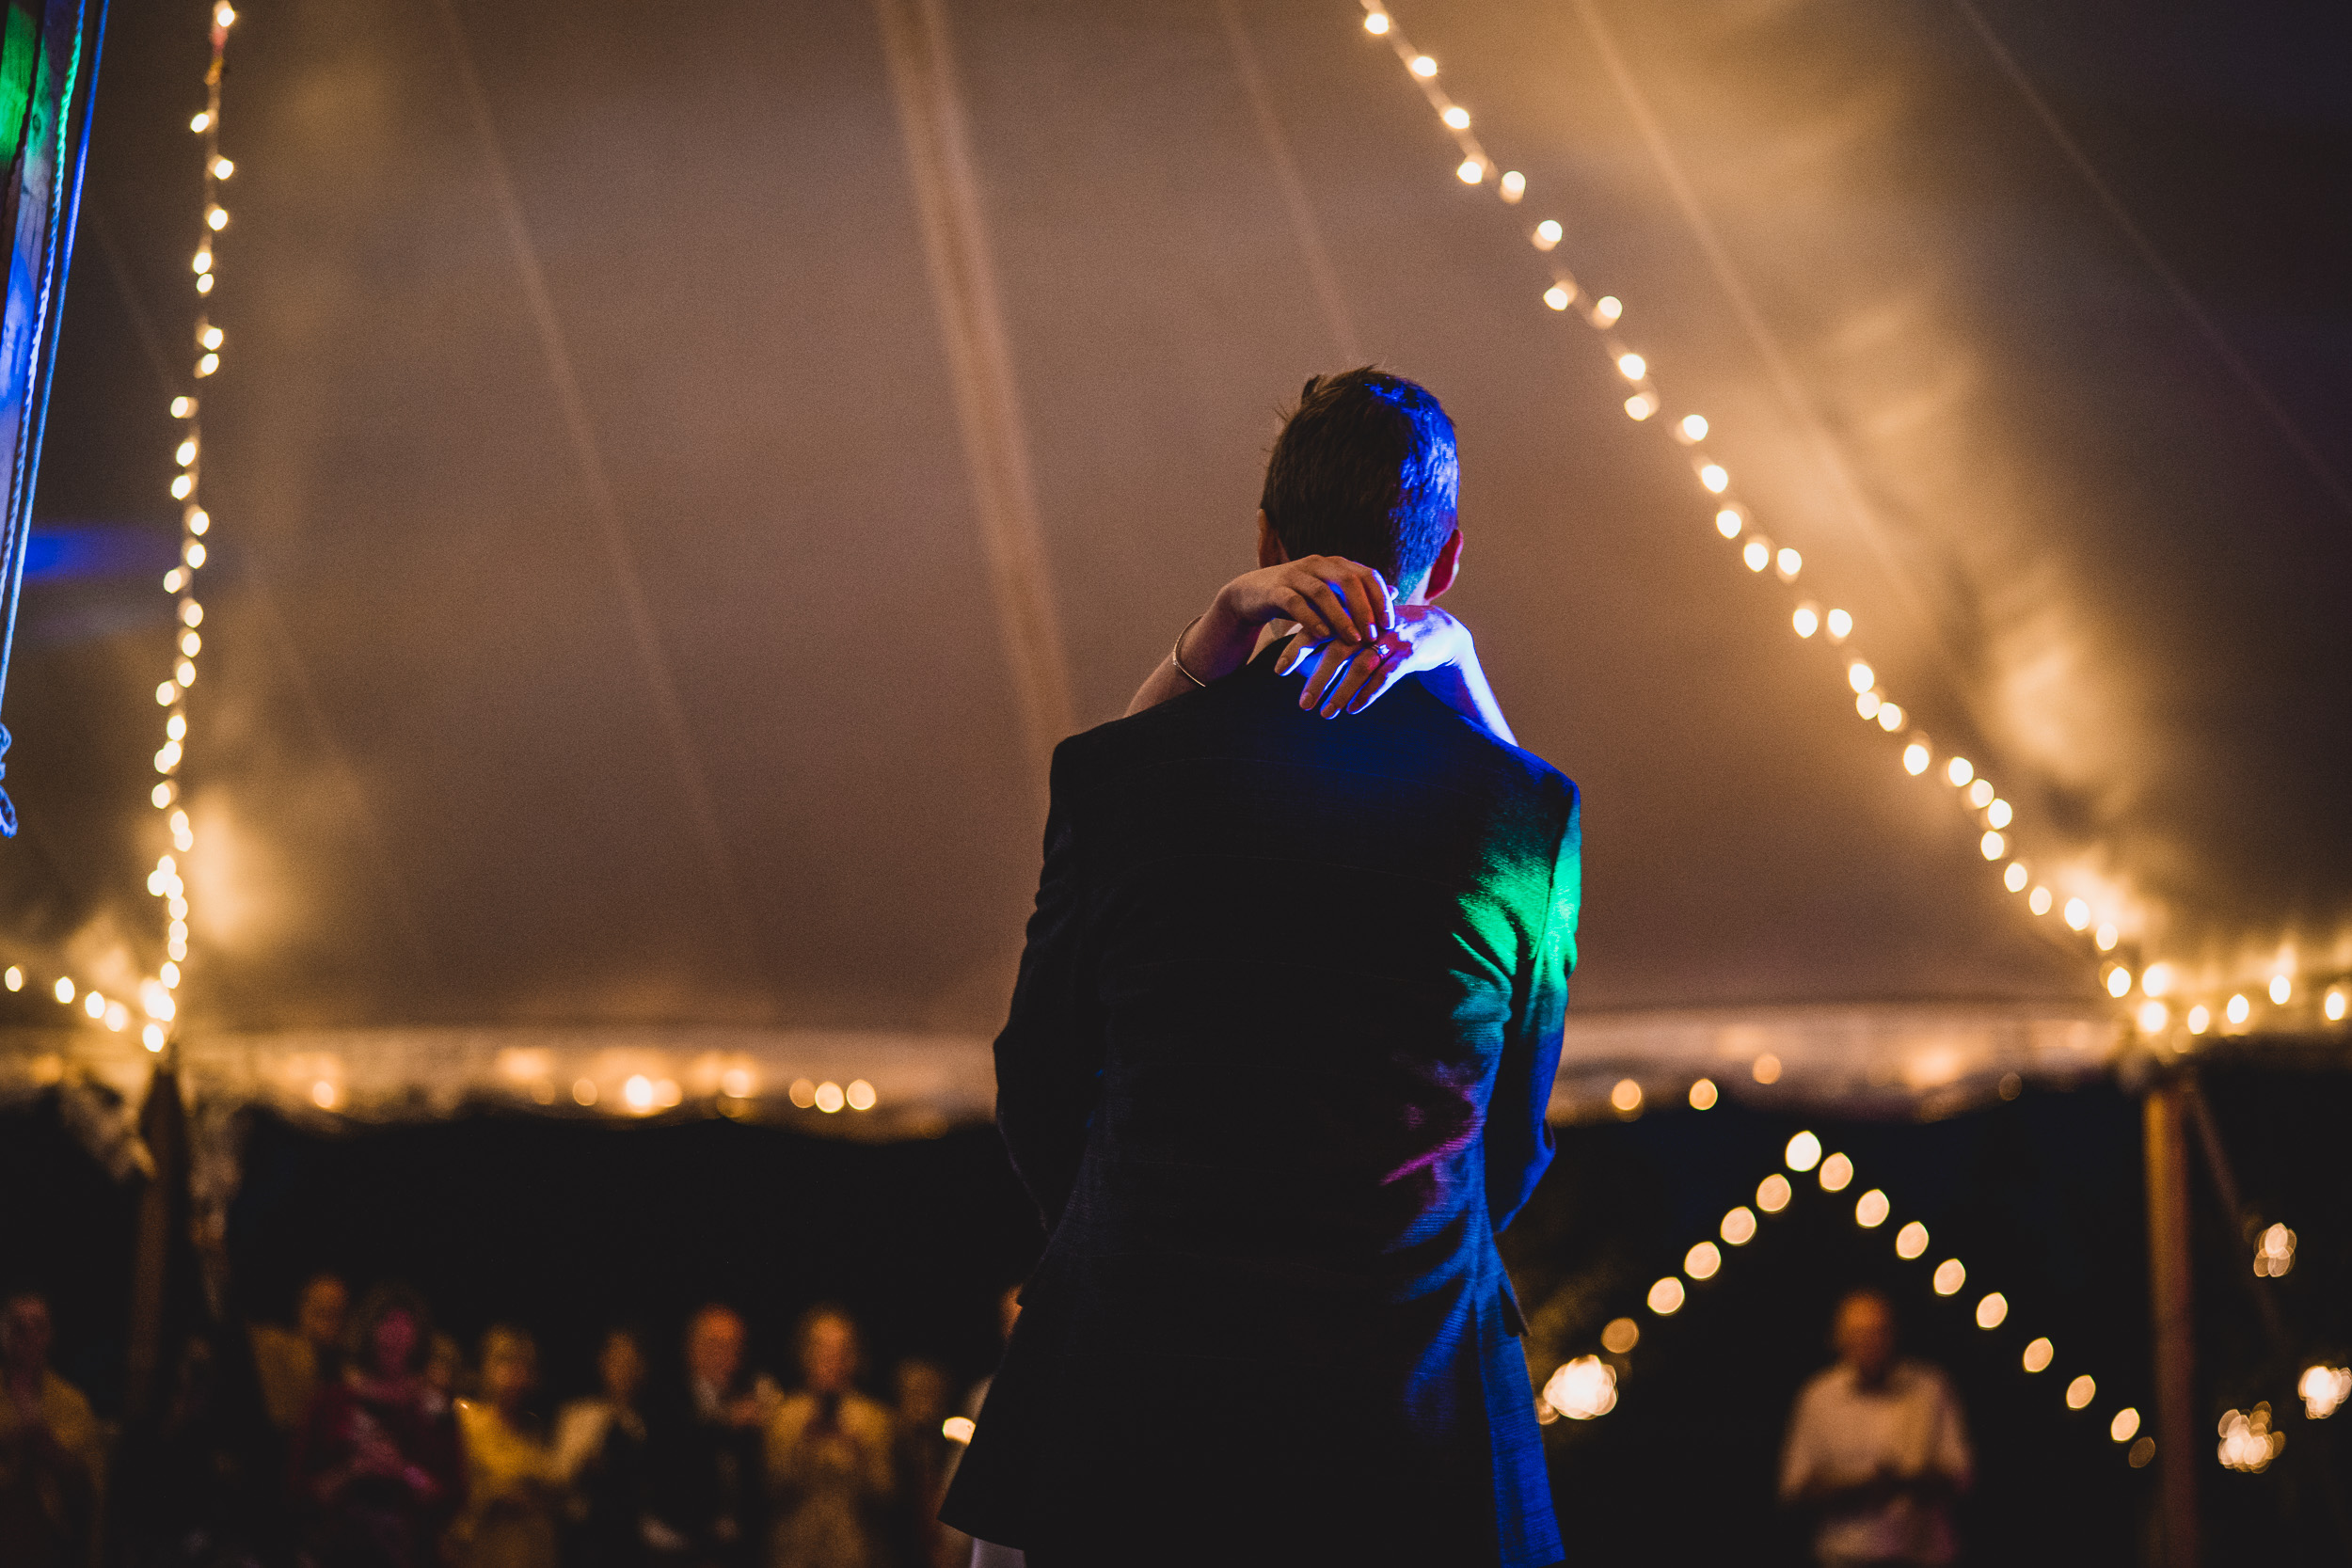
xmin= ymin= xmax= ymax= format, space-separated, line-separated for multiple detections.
xmin=122 ymin=1058 xmax=187 ymax=1425
xmin=2145 ymin=1077 xmax=2199 ymax=1568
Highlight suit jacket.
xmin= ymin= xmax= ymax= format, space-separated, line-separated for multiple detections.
xmin=941 ymin=646 xmax=1578 ymax=1568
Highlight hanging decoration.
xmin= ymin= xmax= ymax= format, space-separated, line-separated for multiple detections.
xmin=3 ymin=1 xmax=239 ymax=1054
xmin=1347 ymin=4 xmax=2352 ymax=1041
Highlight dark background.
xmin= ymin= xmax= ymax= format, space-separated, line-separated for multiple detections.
xmin=10 ymin=1065 xmax=2349 ymax=1563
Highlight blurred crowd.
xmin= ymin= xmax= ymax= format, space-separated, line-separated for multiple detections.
xmin=0 ymin=1276 xmax=1019 ymax=1568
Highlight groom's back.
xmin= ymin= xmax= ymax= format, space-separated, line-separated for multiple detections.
xmin=1048 ymin=648 xmax=1577 ymax=1296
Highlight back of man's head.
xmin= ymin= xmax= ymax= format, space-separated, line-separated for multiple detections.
xmin=1260 ymin=369 xmax=1458 ymax=597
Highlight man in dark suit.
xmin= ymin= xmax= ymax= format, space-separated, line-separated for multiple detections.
xmin=941 ymin=371 xmax=1578 ymax=1567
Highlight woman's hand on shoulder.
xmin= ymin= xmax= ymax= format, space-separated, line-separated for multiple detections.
xmin=1278 ymin=604 xmax=1471 ymax=719
xmin=1210 ymin=555 xmax=1394 ymax=646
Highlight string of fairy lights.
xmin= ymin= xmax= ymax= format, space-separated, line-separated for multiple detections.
xmin=1535 ymin=1079 xmax=2351 ymax=1477
xmin=1349 ymin=2 xmax=2352 ymax=1047
xmin=1 ymin=2 xmax=240 ymax=1055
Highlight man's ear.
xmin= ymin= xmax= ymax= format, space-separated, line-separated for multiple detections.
xmin=1421 ymin=527 xmax=1464 ymax=600
xmin=1255 ymin=509 xmax=1288 ymax=569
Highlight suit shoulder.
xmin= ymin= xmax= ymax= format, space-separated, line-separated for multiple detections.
xmin=1438 ymin=714 xmax=1578 ymax=822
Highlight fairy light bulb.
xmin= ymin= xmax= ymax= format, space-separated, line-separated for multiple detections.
xmin=1825 ymin=609 xmax=1851 ymax=641
xmin=1741 ymin=539 xmax=1770 ymax=572
xmin=1363 ymin=10 xmax=1390 ymax=34
xmin=1455 ymin=158 xmax=1484 ymax=183
xmin=1946 ymin=757 xmax=1974 ymax=787
xmin=212 ymin=156 xmax=234 ymax=179
xmin=1903 ymin=743 xmax=1931 ymax=777
xmin=1680 ymin=414 xmax=1708 ymax=441
xmin=1698 ymin=464 xmax=1728 ymax=493
xmin=1616 ymin=353 xmax=1646 ymax=381
xmin=1775 ymin=548 xmax=1802 ymax=579
xmin=1792 ymin=606 xmax=1819 ymax=638
xmin=1498 ymin=170 xmax=1524 ymax=202
xmin=2004 ymin=863 xmax=2028 ymax=893
xmin=1542 ymin=285 xmax=1570 ymax=311
xmin=1534 ymin=219 xmax=1561 ymax=249
xmin=2063 ymin=897 xmax=2090 ymax=931
xmin=1714 ymin=509 xmax=1741 ymax=539
xmin=1440 ymin=105 xmax=1470 ymax=130
xmin=1846 ymin=661 xmax=1875 ymax=695
xmin=1875 ymin=703 xmax=1905 ymax=732
xmin=1410 ymin=54 xmax=1438 ymax=77
xmin=1986 ymin=799 xmax=2011 ymax=829
xmin=1624 ymin=393 xmax=1656 ymax=420
xmin=190 ymin=111 xmax=211 ymax=133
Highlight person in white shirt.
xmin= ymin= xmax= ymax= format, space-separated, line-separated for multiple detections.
xmin=1780 ymin=1288 xmax=1972 ymax=1566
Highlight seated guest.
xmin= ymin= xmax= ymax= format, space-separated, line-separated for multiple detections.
xmin=291 ymin=1281 xmax=463 ymax=1568
xmin=452 ymin=1326 xmax=562 ymax=1568
xmin=0 ymin=1291 xmax=103 ymax=1568
xmin=1781 ymin=1288 xmax=1973 ymax=1567
xmin=762 ymin=1307 xmax=893 ymax=1568
xmin=556 ymin=1327 xmax=653 ymax=1568
xmin=644 ymin=1306 xmax=773 ymax=1568
xmin=251 ymin=1271 xmax=349 ymax=1433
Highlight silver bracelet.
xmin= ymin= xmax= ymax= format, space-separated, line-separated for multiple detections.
xmin=1171 ymin=614 xmax=1209 ymax=688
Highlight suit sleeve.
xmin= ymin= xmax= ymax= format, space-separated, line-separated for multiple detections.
xmin=993 ymin=741 xmax=1106 ymax=1232
xmin=1485 ymin=780 xmax=1581 ymax=1234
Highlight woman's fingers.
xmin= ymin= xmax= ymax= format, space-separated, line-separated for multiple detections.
xmin=1343 ymin=652 xmax=1408 ymax=714
xmin=1321 ymin=641 xmax=1401 ymax=718
xmin=1322 ymin=569 xmax=1382 ymax=645
xmin=1296 ymin=640 xmax=1357 ymax=710
xmin=1276 ymin=586 xmax=1336 ymax=641
xmin=1292 ymin=576 xmax=1361 ymax=643
xmin=1275 ymin=626 xmax=1323 ymax=676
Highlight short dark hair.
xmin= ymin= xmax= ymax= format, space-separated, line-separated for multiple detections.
xmin=1259 ymin=369 xmax=1459 ymax=596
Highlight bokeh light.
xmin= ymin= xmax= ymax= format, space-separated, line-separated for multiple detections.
xmin=1544 ymin=1355 xmax=1618 ymax=1419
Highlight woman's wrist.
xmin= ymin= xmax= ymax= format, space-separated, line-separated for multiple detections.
xmin=1180 ymin=595 xmax=1262 ymax=683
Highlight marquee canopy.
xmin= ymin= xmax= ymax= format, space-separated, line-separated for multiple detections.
xmin=3 ymin=0 xmax=2344 ymax=1130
